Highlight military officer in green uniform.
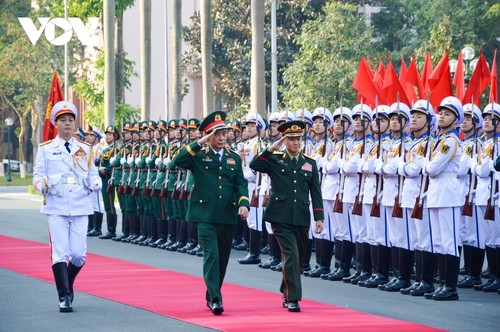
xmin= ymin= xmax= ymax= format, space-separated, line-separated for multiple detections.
xmin=99 ymin=125 xmax=120 ymax=239
xmin=122 ymin=122 xmax=141 ymax=242
xmin=250 ymin=120 xmax=324 ymax=312
xmin=172 ymin=111 xmax=249 ymax=315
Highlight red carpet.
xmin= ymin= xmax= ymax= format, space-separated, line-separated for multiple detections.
xmin=0 ymin=235 xmax=443 ymax=332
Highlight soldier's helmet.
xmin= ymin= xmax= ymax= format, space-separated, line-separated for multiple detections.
xmin=333 ymin=107 xmax=353 ymax=125
xmin=351 ymin=104 xmax=373 ymax=123
xmin=411 ymin=99 xmax=436 ymax=128
xmin=437 ymin=96 xmax=464 ymax=125
xmin=105 ymin=125 xmax=120 ymax=140
xmin=279 ymin=110 xmax=296 ymax=123
xmin=295 ymin=109 xmax=313 ymax=126
xmin=245 ymin=113 xmax=267 ymax=131
xmin=50 ymin=101 xmax=77 ymax=125
xmin=388 ymin=102 xmax=411 ymax=122
xmin=462 ymin=104 xmax=482 ymax=129
xmin=372 ymin=105 xmax=391 ymax=121
xmin=312 ymin=107 xmax=333 ymax=128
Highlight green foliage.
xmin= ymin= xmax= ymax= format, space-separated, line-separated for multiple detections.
xmin=183 ymin=0 xmax=328 ymax=114
xmin=282 ymin=1 xmax=373 ymax=109
xmin=49 ymin=0 xmax=135 ymax=17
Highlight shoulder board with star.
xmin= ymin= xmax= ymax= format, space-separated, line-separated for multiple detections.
xmin=302 ymin=153 xmax=314 ymax=160
xmin=272 ymin=150 xmax=285 ymax=155
xmin=80 ymin=141 xmax=92 ymax=147
xmin=39 ymin=140 xmax=53 ymax=146
xmin=225 ymin=145 xmax=237 ymax=154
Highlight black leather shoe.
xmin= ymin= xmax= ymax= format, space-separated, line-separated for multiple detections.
xmin=433 ymin=286 xmax=459 ymax=301
xmin=209 ymin=301 xmax=224 ymax=315
xmin=196 ymin=249 xmax=204 ymax=257
xmin=59 ymin=295 xmax=73 ymax=313
xmin=483 ymin=279 xmax=500 ymax=292
xmin=410 ymin=281 xmax=435 ymax=296
xmin=271 ymin=262 xmax=283 ymax=272
xmin=351 ymin=272 xmax=371 ymax=285
xmin=231 ymin=238 xmax=242 ymax=249
xmin=287 ymin=301 xmax=300 ymax=312
xmin=234 ymin=240 xmax=248 ymax=251
xmin=178 ymin=243 xmax=195 ymax=254
xmin=238 ymin=253 xmax=261 ymax=264
xmin=457 ymin=276 xmax=482 ymax=288
xmin=473 ymin=278 xmax=493 ymax=291
xmin=365 ymin=275 xmax=389 ymax=288
xmin=149 ymin=238 xmax=165 ymax=248
xmin=301 ymin=266 xmax=311 ymax=275
xmin=400 ymin=282 xmax=419 ymax=295
xmin=112 ymin=234 xmax=126 ymax=242
xmin=378 ymin=277 xmax=398 ymax=290
xmin=328 ymin=269 xmax=351 ymax=281
xmin=259 ymin=257 xmax=281 ymax=269
xmin=87 ymin=229 xmax=102 ymax=237
xmin=384 ymin=279 xmax=411 ymax=292
xmin=131 ymin=235 xmax=146 ymax=244
xmin=187 ymin=244 xmax=201 ymax=255
xmin=342 ymin=271 xmax=360 ymax=284
xmin=167 ymin=241 xmax=185 ymax=252
xmin=357 ymin=274 xmax=375 ymax=287
xmin=424 ymin=285 xmax=443 ymax=299
xmin=99 ymin=232 xmax=116 ymax=240
xmin=260 ymin=245 xmax=270 ymax=255
xmin=138 ymin=237 xmax=153 ymax=246
xmin=282 ymin=296 xmax=288 ymax=308
xmin=307 ymin=267 xmax=330 ymax=278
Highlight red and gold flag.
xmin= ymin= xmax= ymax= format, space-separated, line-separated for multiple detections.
xmin=489 ymin=49 xmax=498 ymax=103
xmin=42 ymin=71 xmax=63 ymax=142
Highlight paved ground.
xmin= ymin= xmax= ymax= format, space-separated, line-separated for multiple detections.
xmin=1 ymin=191 xmax=499 ymax=331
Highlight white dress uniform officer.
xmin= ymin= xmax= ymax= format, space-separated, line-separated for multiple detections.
xmin=33 ymin=101 xmax=102 ymax=312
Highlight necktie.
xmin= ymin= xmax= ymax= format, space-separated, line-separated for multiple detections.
xmin=291 ymin=157 xmax=297 ymax=166
xmin=64 ymin=141 xmax=71 ymax=153
xmin=219 ymin=152 xmax=223 ymax=161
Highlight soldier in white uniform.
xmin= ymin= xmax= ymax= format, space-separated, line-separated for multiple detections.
xmin=341 ymin=104 xmax=374 ymax=285
xmin=85 ymin=127 xmax=104 ymax=237
xmin=238 ymin=113 xmax=266 ymax=264
xmin=473 ymin=102 xmax=500 ymax=293
xmin=457 ymin=104 xmax=484 ymax=289
xmin=33 ymin=101 xmax=102 ymax=312
xmin=422 ymin=97 xmax=463 ymax=301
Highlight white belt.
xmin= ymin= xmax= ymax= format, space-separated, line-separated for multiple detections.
xmin=430 ymin=173 xmax=456 ymax=179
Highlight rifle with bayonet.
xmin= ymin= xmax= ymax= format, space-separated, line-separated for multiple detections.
xmin=106 ymin=142 xmax=117 ymax=194
xmin=370 ymin=98 xmax=383 ymax=217
xmin=352 ymin=101 xmax=366 ymax=216
xmin=333 ymin=99 xmax=346 ymax=214
xmin=392 ymin=95 xmax=405 ymax=219
xmin=485 ymin=110 xmax=498 ymax=221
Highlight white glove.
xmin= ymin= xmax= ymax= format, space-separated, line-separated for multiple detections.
xmin=92 ymin=178 xmax=102 ymax=192
xmin=145 ymin=156 xmax=152 ymax=164
xmin=469 ymin=159 xmax=478 ymax=175
xmin=316 ymin=157 xmax=326 ymax=169
xmin=135 ymin=157 xmax=141 ymax=165
xmin=110 ymin=157 xmax=116 ymax=164
xmin=120 ymin=157 xmax=125 ymax=165
xmin=163 ymin=157 xmax=171 ymax=166
xmin=127 ymin=156 xmax=133 ymax=164
xmin=397 ymin=160 xmax=406 ymax=176
xmin=362 ymin=158 xmax=375 ymax=173
xmin=155 ymin=158 xmax=162 ymax=166
xmin=421 ymin=166 xmax=429 ymax=176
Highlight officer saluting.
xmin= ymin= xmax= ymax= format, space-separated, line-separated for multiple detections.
xmin=250 ymin=120 xmax=324 ymax=312
xmin=172 ymin=110 xmax=249 ymax=315
xmin=33 ymin=101 xmax=102 ymax=312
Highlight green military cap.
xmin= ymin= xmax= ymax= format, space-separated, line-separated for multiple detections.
xmin=148 ymin=120 xmax=157 ymax=131
xmin=168 ymin=119 xmax=177 ymax=129
xmin=105 ymin=125 xmax=120 ymax=140
xmin=139 ymin=120 xmax=149 ymax=130
xmin=178 ymin=118 xmax=188 ymax=129
xmin=188 ymin=118 xmax=200 ymax=130
xmin=277 ymin=120 xmax=305 ymax=138
xmin=74 ymin=126 xmax=86 ymax=139
xmin=199 ymin=110 xmax=227 ymax=134
xmin=158 ymin=120 xmax=167 ymax=132
xmin=122 ymin=121 xmax=132 ymax=131
xmin=131 ymin=121 xmax=139 ymax=132
xmin=231 ymin=120 xmax=242 ymax=132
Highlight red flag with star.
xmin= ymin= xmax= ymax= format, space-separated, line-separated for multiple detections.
xmin=43 ymin=71 xmax=63 ymax=142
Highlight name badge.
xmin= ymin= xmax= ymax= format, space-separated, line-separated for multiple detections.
xmin=52 ymin=152 xmax=62 ymax=155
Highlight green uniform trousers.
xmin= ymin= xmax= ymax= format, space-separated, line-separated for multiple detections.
xmin=271 ymin=223 xmax=309 ymax=302
xmin=196 ymin=222 xmax=235 ymax=303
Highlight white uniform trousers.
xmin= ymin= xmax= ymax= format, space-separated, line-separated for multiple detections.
xmin=384 ymin=206 xmax=401 ymax=248
xmin=48 ymin=214 xmax=88 ymax=266
xmin=371 ymin=207 xmax=390 ymax=247
xmin=334 ymin=203 xmax=353 ymax=242
xmin=461 ymin=205 xmax=487 ymax=249
xmin=412 ymin=207 xmax=433 ymax=253
xmin=394 ymin=208 xmax=416 ymax=251
xmin=486 ymin=206 xmax=500 ymax=247
xmin=429 ymin=207 xmax=461 ymax=256
xmin=314 ymin=200 xmax=335 ymax=241
xmin=351 ymin=210 xmax=368 ymax=244
xmin=247 ymin=204 xmax=263 ymax=231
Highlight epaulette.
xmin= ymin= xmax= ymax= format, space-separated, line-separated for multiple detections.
xmin=39 ymin=139 xmax=52 ymax=146
xmin=225 ymin=145 xmax=237 ymax=154
xmin=81 ymin=141 xmax=92 ymax=147
xmin=272 ymin=150 xmax=285 ymax=155
xmin=302 ymin=153 xmax=314 ymax=160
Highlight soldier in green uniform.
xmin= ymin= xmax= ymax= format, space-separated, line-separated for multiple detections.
xmin=149 ymin=120 xmax=169 ymax=248
xmin=112 ymin=122 xmax=132 ymax=241
xmin=99 ymin=125 xmax=120 ymax=239
xmin=172 ymin=111 xmax=249 ymax=315
xmin=250 ymin=120 xmax=324 ymax=312
xmin=122 ymin=122 xmax=141 ymax=243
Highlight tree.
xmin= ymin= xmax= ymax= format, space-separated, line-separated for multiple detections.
xmin=281 ymin=1 xmax=374 ymax=109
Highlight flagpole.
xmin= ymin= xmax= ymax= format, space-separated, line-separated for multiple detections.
xmin=271 ymin=0 xmax=277 ymax=113
xmin=64 ymin=0 xmax=68 ymax=100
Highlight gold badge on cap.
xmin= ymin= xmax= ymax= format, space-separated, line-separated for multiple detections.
xmin=215 ymin=114 xmax=221 ymax=121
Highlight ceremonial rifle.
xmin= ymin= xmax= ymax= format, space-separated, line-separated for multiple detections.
xmin=106 ymin=142 xmax=117 ymax=194
xmin=485 ymin=110 xmax=497 ymax=221
xmin=392 ymin=95 xmax=404 ymax=218
xmin=250 ymin=119 xmax=262 ymax=207
xmin=352 ymin=101 xmax=366 ymax=216
xmin=462 ymin=100 xmax=478 ymax=217
xmin=333 ymin=99 xmax=346 ymax=213
xmin=370 ymin=98 xmax=383 ymax=217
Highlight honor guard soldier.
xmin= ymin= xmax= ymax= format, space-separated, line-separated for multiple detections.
xmin=395 ymin=100 xmax=436 ymax=296
xmin=172 ymin=110 xmax=249 ymax=315
xmin=306 ymin=107 xmax=335 ymax=279
xmin=321 ymin=107 xmax=354 ymax=281
xmin=85 ymin=126 xmax=104 ymax=237
xmin=238 ymin=112 xmax=267 ymax=265
xmin=457 ymin=104 xmax=485 ymax=289
xmin=250 ymin=120 xmax=324 ymax=312
xmin=33 ymin=101 xmax=102 ymax=312
xmin=374 ymin=102 xmax=412 ymax=292
xmin=474 ymin=102 xmax=500 ymax=293
xmin=99 ymin=125 xmax=121 ymax=239
xmin=73 ymin=127 xmax=86 ymax=142
xmin=122 ymin=122 xmax=141 ymax=243
xmin=341 ymin=104 xmax=374 ymax=285
xmin=422 ymin=97 xmax=463 ymax=300
xmin=360 ymin=105 xmax=392 ymax=288
xmin=295 ymin=109 xmax=314 ymax=155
